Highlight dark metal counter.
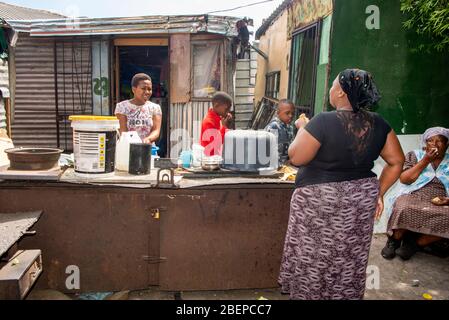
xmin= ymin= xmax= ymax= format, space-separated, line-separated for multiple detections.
xmin=0 ymin=178 xmax=294 ymax=293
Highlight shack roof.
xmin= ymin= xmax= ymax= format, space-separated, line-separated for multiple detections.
xmin=0 ymin=1 xmax=65 ymax=20
xmin=6 ymin=14 xmax=242 ymax=37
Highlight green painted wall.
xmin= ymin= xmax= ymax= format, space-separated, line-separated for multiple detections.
xmin=314 ymin=64 xmax=328 ymax=114
xmin=314 ymin=14 xmax=332 ymax=114
xmin=329 ymin=0 xmax=449 ymax=134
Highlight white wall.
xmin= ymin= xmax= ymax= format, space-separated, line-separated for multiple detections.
xmin=373 ymin=134 xmax=421 ymax=234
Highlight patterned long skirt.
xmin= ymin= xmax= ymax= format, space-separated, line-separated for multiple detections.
xmin=279 ymin=177 xmax=379 ymax=300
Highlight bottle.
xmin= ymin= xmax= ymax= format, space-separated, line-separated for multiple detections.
xmin=150 ymin=146 xmax=159 ymax=169
xmin=180 ymin=150 xmax=192 ymax=168
xmin=192 ymin=144 xmax=204 ymax=168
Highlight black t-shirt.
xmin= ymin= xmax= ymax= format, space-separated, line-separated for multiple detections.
xmin=295 ymin=110 xmax=391 ymax=188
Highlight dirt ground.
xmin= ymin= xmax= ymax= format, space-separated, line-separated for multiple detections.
xmin=27 ymin=234 xmax=449 ymax=301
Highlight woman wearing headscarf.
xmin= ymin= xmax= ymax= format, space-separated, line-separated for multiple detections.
xmin=279 ymin=69 xmax=405 ymax=300
xmin=381 ymin=127 xmax=449 ymax=260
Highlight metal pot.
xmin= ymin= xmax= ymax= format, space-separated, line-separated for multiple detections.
xmin=5 ymin=148 xmax=63 ymax=170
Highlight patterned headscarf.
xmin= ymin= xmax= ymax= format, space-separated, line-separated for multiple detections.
xmin=421 ymin=127 xmax=449 ymax=147
xmin=338 ymin=69 xmax=381 ymax=113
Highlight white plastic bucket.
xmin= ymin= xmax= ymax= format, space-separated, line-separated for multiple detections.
xmin=69 ymin=115 xmax=120 ymax=175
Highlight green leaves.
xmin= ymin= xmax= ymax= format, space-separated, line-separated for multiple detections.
xmin=400 ymin=0 xmax=449 ymax=52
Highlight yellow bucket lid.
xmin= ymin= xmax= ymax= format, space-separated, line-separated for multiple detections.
xmin=69 ymin=115 xmax=118 ymax=121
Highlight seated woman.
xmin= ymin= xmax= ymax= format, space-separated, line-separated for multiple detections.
xmin=382 ymin=127 xmax=449 ymax=260
xmin=115 ymin=73 xmax=162 ymax=144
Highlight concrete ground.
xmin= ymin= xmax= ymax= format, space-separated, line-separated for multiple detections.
xmin=128 ymin=234 xmax=449 ymax=301
xmin=27 ymin=234 xmax=449 ymax=300
xmin=364 ymin=234 xmax=449 ymax=300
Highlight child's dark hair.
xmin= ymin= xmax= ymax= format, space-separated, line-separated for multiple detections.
xmin=131 ymin=73 xmax=152 ymax=88
xmin=212 ymin=91 xmax=233 ymax=106
xmin=278 ymin=99 xmax=295 ymax=108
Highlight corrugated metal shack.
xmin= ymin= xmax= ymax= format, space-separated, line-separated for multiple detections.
xmin=5 ymin=14 xmax=244 ymax=156
xmin=0 ymin=2 xmax=65 ymax=134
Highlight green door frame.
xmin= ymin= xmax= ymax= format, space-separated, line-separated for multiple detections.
xmin=288 ymin=20 xmax=322 ymax=119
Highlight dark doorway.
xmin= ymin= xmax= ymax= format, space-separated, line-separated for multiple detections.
xmin=288 ymin=23 xmax=321 ymax=119
xmin=116 ymin=46 xmax=169 ymax=157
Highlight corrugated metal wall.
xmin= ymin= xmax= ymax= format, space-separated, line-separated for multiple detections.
xmin=11 ymin=34 xmax=57 ymax=147
xmin=0 ymin=99 xmax=6 ymax=131
xmin=11 ymin=34 xmax=93 ymax=150
xmin=169 ymin=101 xmax=210 ymax=157
xmin=55 ymin=40 xmax=93 ymax=151
xmin=0 ymin=58 xmax=8 ymax=131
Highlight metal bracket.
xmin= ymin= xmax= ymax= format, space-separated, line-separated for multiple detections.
xmin=250 ymin=44 xmax=268 ymax=60
xmin=154 ymin=158 xmax=178 ymax=189
xmin=156 ymin=168 xmax=176 ymax=189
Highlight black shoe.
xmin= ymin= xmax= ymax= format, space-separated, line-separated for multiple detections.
xmin=396 ymin=236 xmax=420 ymax=260
xmin=381 ymin=237 xmax=401 ymax=260
xmin=422 ymin=240 xmax=449 ymax=258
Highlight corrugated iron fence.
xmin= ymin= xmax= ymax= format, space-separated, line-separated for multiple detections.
xmin=11 ymin=34 xmax=92 ymax=150
xmin=11 ymin=35 xmax=57 ymax=147
xmin=169 ymin=101 xmax=209 ymax=156
xmin=0 ymin=58 xmax=8 ymax=132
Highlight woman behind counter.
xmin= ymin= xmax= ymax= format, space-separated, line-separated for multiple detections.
xmin=115 ymin=73 xmax=162 ymax=144
xmin=279 ymin=69 xmax=405 ymax=300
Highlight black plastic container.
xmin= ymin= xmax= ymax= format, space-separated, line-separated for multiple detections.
xmin=129 ymin=143 xmax=152 ymax=175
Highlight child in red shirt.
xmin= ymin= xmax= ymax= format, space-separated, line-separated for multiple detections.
xmin=200 ymin=92 xmax=233 ymax=156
